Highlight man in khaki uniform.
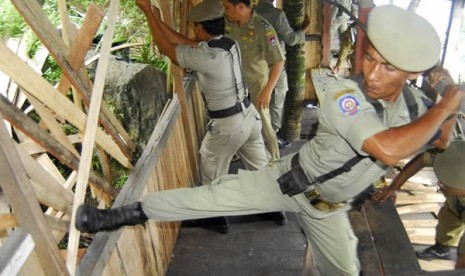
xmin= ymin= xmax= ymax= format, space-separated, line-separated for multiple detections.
xmin=223 ymin=0 xmax=284 ymax=166
xmin=76 ymin=5 xmax=465 ymax=275
xmin=255 ymin=0 xmax=310 ymax=134
xmin=374 ymin=140 xmax=465 ymax=269
xmin=134 ymin=0 xmax=268 ymax=233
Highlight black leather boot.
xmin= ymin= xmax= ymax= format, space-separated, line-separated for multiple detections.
xmin=182 ymin=216 xmax=230 ymax=234
xmin=75 ymin=202 xmax=148 ymax=233
xmin=260 ymin=212 xmax=287 ymax=226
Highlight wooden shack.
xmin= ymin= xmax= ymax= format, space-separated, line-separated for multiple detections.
xmin=1 ymin=0 xmax=464 ymax=275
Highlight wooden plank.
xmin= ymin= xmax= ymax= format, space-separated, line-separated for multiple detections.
xmin=401 ymin=181 xmax=439 ymax=193
xmin=401 ymin=219 xmax=438 ymax=228
xmin=0 ymin=42 xmax=131 ymax=168
xmin=396 ymin=192 xmax=445 ymax=205
xmin=0 ymin=230 xmax=34 ymax=276
xmin=159 ymin=0 xmax=199 ymax=183
xmin=0 ymin=214 xmax=17 ymax=231
xmin=10 ymin=0 xmax=134 ymax=161
xmin=396 ymin=203 xmax=441 ymax=215
xmin=362 ymin=201 xmax=423 ymax=275
xmin=66 ymin=1 xmax=121 ymax=274
xmin=54 ymin=3 xmax=135 ymax=153
xmin=0 ymin=115 xmax=69 ymax=275
xmin=15 ymin=143 xmax=73 ymax=214
xmin=418 ymin=259 xmax=455 ymax=272
xmin=78 ymin=95 xmax=182 ymax=276
xmin=17 ymin=249 xmax=46 ymax=276
xmin=0 ymin=94 xmax=116 ymax=197
xmin=26 ymin=93 xmax=80 ymax=157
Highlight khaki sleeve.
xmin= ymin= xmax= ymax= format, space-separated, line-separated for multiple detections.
xmin=320 ymin=84 xmax=387 ymax=155
xmin=259 ymin=23 xmax=284 ymax=66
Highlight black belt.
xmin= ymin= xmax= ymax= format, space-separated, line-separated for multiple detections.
xmin=207 ymin=97 xmax=251 ymax=119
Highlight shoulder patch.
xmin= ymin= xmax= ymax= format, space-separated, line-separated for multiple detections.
xmin=338 ymin=95 xmax=360 ymax=116
xmin=332 ymin=88 xmax=355 ymax=101
xmin=260 ymin=18 xmax=272 ymax=30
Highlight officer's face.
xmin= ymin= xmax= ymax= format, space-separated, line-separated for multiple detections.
xmin=362 ymin=44 xmax=420 ymax=102
xmin=223 ymin=0 xmax=241 ymax=22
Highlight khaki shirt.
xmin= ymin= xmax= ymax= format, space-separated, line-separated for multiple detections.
xmin=176 ymin=36 xmax=247 ymax=111
xmin=225 ymin=12 xmax=284 ymax=98
xmin=299 ymin=78 xmax=429 ymax=203
xmin=255 ymin=1 xmax=305 ymax=53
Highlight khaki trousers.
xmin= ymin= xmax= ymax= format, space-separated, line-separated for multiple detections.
xmin=269 ymin=69 xmax=288 ymax=133
xmin=142 ymin=154 xmax=360 ymax=275
xmin=200 ymin=106 xmax=268 ymax=185
xmin=436 ymin=195 xmax=465 ymax=255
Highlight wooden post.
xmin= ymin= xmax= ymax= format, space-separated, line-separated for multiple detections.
xmin=158 ymin=0 xmax=199 ymax=182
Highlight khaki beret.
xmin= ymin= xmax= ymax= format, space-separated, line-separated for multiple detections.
xmin=187 ymin=0 xmax=224 ymax=23
xmin=433 ymin=140 xmax=465 ymax=190
xmin=367 ymin=5 xmax=441 ymax=72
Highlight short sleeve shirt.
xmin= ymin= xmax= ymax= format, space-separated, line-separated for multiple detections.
xmin=255 ymin=2 xmax=305 ymax=52
xmin=299 ymin=78 xmax=429 ymax=203
xmin=176 ymin=36 xmax=246 ymax=111
xmin=225 ymin=12 xmax=284 ymax=97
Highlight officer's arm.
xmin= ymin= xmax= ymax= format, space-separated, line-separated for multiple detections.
xmin=136 ymin=1 xmax=196 ymax=65
xmin=257 ymin=61 xmax=284 ymax=109
xmin=372 ymin=151 xmax=428 ymax=202
xmin=362 ymin=85 xmax=464 ymax=165
xmin=275 ymin=12 xmax=305 ymax=46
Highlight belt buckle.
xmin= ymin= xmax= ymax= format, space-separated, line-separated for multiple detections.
xmin=305 ymin=188 xmax=345 ymax=212
xmin=304 ymin=188 xmax=320 ymax=202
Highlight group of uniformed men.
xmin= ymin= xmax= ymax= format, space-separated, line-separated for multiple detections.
xmin=75 ymin=1 xmax=465 ymax=275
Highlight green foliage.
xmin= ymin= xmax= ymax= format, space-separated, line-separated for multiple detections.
xmin=115 ymin=172 xmax=129 ymax=190
xmin=133 ymin=35 xmax=169 ymax=72
xmin=0 ymin=1 xmax=27 ymax=38
xmin=42 ymin=56 xmax=62 ymax=85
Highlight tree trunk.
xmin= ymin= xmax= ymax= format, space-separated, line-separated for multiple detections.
xmin=282 ymin=0 xmax=307 ymax=142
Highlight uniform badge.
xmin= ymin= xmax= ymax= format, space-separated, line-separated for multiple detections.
xmin=268 ymin=36 xmax=276 ymax=45
xmin=338 ymin=95 xmax=360 ymax=116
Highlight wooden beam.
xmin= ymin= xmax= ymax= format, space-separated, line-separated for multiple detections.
xmin=0 ymin=94 xmax=117 ymax=197
xmin=9 ymin=0 xmax=134 ymax=161
xmin=66 ymin=1 xmax=120 ymax=274
xmin=0 ymin=41 xmax=131 ymax=168
xmin=54 ymin=3 xmax=136 ymax=153
xmin=0 ymin=229 xmax=35 ymax=276
xmin=0 ymin=115 xmax=69 ymax=275
xmin=15 ymin=143 xmax=73 ymax=214
xmin=78 ymin=95 xmax=182 ymax=276
xmin=158 ymin=0 xmax=199 ymax=182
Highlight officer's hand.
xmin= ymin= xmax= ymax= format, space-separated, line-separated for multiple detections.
xmin=135 ymin=0 xmax=152 ymax=12
xmin=257 ymin=90 xmax=272 ymax=109
xmin=372 ymin=186 xmax=397 ymax=203
xmin=440 ymin=84 xmax=465 ymax=115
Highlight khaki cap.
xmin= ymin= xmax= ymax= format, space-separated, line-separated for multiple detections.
xmin=187 ymin=0 xmax=224 ymax=23
xmin=433 ymin=140 xmax=465 ymax=190
xmin=367 ymin=5 xmax=441 ymax=72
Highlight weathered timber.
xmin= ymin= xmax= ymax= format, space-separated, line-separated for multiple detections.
xmin=0 ymin=115 xmax=69 ymax=276
xmin=77 ymin=73 xmax=197 ymax=276
xmin=66 ymin=1 xmax=120 ymax=273
xmin=10 ymin=0 xmax=134 ymax=162
xmin=0 ymin=94 xmax=116 ymax=197
xmin=353 ymin=200 xmax=465 ymax=275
